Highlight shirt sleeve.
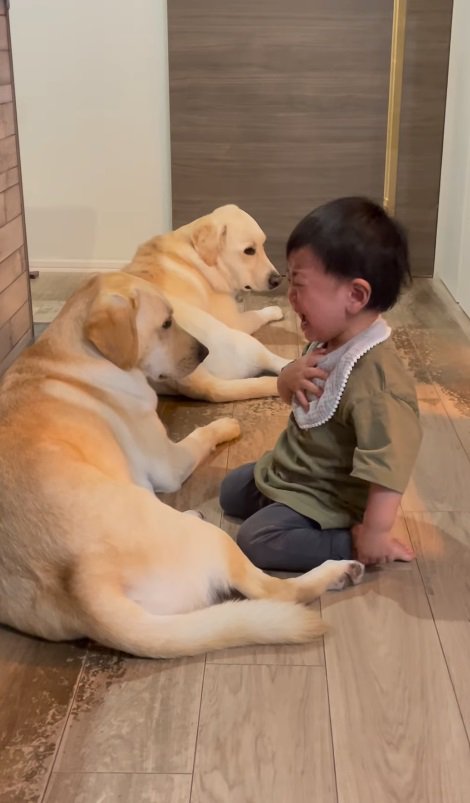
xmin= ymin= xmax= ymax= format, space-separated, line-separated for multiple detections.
xmin=349 ymin=391 xmax=422 ymax=493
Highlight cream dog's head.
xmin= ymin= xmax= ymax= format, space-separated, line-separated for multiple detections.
xmin=84 ymin=273 xmax=208 ymax=381
xmin=189 ymin=204 xmax=281 ymax=294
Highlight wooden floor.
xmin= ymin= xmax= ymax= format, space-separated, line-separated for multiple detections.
xmin=2 ymin=272 xmax=470 ymax=802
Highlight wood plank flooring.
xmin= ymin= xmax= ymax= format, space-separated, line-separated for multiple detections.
xmin=1 ymin=273 xmax=469 ymax=802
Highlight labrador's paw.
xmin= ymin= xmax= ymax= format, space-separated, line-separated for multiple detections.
xmin=210 ymin=417 xmax=241 ymax=444
xmin=263 ymin=305 xmax=284 ymax=323
xmin=183 ymin=509 xmax=205 ymax=519
xmin=327 ymin=560 xmax=365 ymax=591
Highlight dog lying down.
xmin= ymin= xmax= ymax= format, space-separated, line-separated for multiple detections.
xmin=0 ymin=272 xmax=364 ymax=658
xmin=125 ymin=204 xmax=292 ymax=402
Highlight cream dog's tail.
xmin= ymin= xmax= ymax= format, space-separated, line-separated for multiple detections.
xmin=76 ymin=579 xmax=327 ymax=658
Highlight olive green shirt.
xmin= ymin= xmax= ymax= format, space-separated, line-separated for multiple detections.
xmin=254 ymin=339 xmax=422 ymax=528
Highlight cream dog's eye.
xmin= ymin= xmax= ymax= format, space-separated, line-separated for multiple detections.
xmin=244 ymin=247 xmax=256 ymax=256
xmin=162 ymin=318 xmax=172 ymax=330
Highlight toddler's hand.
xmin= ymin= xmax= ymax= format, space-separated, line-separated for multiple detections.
xmin=277 ymin=349 xmax=329 ymax=410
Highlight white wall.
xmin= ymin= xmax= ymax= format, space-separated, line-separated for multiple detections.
xmin=434 ymin=0 xmax=470 ymax=318
xmin=9 ymin=0 xmax=172 ymax=270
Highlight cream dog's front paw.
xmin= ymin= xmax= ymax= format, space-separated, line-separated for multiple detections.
xmin=209 ymin=417 xmax=241 ymax=444
xmin=262 ymin=305 xmax=284 ymax=323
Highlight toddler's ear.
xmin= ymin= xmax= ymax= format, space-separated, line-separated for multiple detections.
xmin=349 ymin=279 xmax=371 ymax=310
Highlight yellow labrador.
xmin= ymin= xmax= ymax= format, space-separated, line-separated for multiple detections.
xmin=0 ymin=272 xmax=364 ymax=658
xmin=125 ymin=204 xmax=292 ymax=402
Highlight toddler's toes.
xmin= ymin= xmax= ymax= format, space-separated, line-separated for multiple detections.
xmin=388 ymin=539 xmax=415 ymax=562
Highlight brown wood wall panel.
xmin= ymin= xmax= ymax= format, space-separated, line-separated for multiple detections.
xmin=0 ymin=84 xmax=12 ymax=103
xmin=0 ymin=5 xmax=33 ymax=374
xmin=0 ymin=100 xmax=14 ymax=138
xmin=0 ymin=214 xmax=22 ymax=260
xmin=168 ymin=0 xmax=393 ymax=270
xmin=0 ymin=299 xmax=30 ymax=363
xmin=0 ymin=50 xmax=10 ymax=84
xmin=0 ymin=133 xmax=17 ymax=172
xmin=395 ymin=0 xmax=453 ymax=276
xmin=0 ymin=269 xmax=29 ymax=320
xmin=0 ymin=246 xmax=24 ymax=293
xmin=0 ymin=15 xmax=7 ymax=49
xmin=5 ymin=182 xmax=20 ymax=220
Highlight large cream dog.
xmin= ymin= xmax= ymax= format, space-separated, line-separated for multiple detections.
xmin=125 ymin=204 xmax=292 ymax=402
xmin=0 ymin=272 xmax=364 ymax=658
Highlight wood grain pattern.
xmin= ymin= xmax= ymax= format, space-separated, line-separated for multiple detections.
xmin=0 ymin=83 xmax=12 ymax=103
xmin=55 ymin=649 xmax=205 ymax=774
xmin=390 ymin=327 xmax=439 ymax=401
xmin=0 ymin=267 xmax=28 ymax=319
xmin=0 ymin=100 xmax=13 ymax=138
xmin=0 ymin=134 xmax=17 ymax=172
xmin=191 ymin=664 xmax=336 ymax=803
xmin=0 ymin=298 xmax=30 ymax=362
xmin=402 ymin=397 xmax=470 ymax=513
xmin=208 ymin=600 xmax=323 ymax=668
xmin=0 ymin=15 xmax=6 ymax=50
xmin=0 ymin=50 xmax=10 ymax=85
xmin=386 ymin=278 xmax=463 ymax=330
xmin=0 ymin=2 xmax=32 ymax=374
xmin=168 ymin=0 xmax=392 ymax=268
xmin=433 ymin=390 xmax=470 ymax=462
xmin=0 ymin=630 xmax=86 ymax=803
xmin=0 ymin=213 xmax=22 ymax=261
xmin=407 ymin=325 xmax=470 ymax=418
xmin=323 ymin=519 xmax=470 ymax=803
xmin=395 ymin=1 xmax=453 ymax=276
xmin=44 ymin=773 xmax=192 ymax=803
xmin=5 ymin=183 xmax=21 ymax=221
xmin=406 ymin=511 xmax=470 ymax=735
xmin=0 ymin=327 xmax=30 ymax=374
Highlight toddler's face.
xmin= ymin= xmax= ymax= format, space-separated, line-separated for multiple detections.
xmin=287 ymin=247 xmax=351 ymax=344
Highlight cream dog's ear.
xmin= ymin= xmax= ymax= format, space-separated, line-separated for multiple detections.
xmin=84 ymin=289 xmax=139 ymax=370
xmin=191 ymin=220 xmax=227 ymax=266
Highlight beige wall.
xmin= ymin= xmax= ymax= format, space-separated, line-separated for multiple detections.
xmin=9 ymin=0 xmax=172 ymax=270
xmin=434 ymin=0 xmax=470 ymax=317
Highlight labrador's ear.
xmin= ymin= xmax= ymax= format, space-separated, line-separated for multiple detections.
xmin=84 ymin=290 xmax=139 ymax=370
xmin=191 ymin=220 xmax=227 ymax=266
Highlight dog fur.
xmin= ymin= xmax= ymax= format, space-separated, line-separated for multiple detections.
xmin=0 ymin=271 xmax=364 ymax=658
xmin=125 ymin=204 xmax=292 ymax=402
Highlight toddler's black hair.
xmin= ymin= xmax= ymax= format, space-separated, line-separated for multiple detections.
xmin=286 ymin=197 xmax=411 ymax=311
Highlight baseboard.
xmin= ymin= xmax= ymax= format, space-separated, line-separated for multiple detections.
xmin=28 ymin=259 xmax=128 ymax=273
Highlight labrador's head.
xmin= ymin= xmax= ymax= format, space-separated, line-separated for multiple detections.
xmin=84 ymin=273 xmax=208 ymax=381
xmin=190 ymin=204 xmax=281 ymax=294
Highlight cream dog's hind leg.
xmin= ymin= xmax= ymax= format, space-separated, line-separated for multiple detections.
xmin=69 ymin=487 xmax=364 ymax=659
xmin=172 ymin=302 xmax=290 ymax=380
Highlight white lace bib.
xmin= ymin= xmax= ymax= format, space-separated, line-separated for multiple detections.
xmin=292 ymin=317 xmax=391 ymax=430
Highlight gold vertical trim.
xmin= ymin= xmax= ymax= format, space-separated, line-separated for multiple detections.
xmin=383 ymin=0 xmax=407 ymax=215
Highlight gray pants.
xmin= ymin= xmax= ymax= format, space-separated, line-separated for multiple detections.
xmin=219 ymin=462 xmax=352 ymax=572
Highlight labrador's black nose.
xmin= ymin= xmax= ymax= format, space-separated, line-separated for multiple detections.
xmin=268 ymin=272 xmax=282 ymax=289
xmin=197 ymin=342 xmax=209 ymax=362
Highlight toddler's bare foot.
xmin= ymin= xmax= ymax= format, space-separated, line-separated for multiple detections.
xmin=352 ymin=524 xmax=415 ymax=565
xmin=386 ymin=538 xmax=415 ymax=562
